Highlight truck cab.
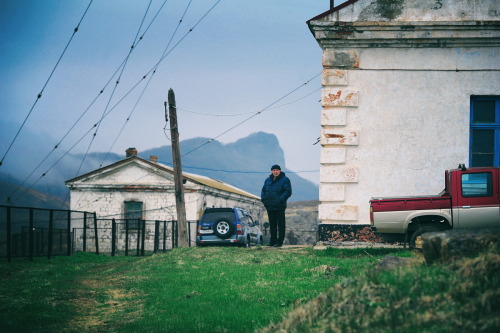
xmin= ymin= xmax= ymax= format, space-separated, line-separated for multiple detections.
xmin=450 ymin=167 xmax=500 ymax=228
xmin=370 ymin=166 xmax=500 ymax=249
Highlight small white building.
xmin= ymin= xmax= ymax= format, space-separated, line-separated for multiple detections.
xmin=65 ymin=149 xmax=265 ymax=251
xmin=66 ymin=149 xmax=265 ymax=221
xmin=308 ymin=0 xmax=500 ymax=231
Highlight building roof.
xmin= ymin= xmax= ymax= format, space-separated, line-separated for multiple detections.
xmin=65 ymin=155 xmax=260 ymax=200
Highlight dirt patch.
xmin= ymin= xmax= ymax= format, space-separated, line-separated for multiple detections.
xmin=66 ymin=264 xmax=145 ymax=331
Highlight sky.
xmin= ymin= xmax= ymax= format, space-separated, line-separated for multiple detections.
xmin=0 ymin=0 xmax=346 ymax=186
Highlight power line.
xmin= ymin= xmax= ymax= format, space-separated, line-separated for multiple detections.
xmin=66 ymin=1 xmax=223 ymax=210
xmin=11 ymin=0 xmax=212 ymax=204
xmin=180 ymin=72 xmax=322 ymax=158
xmin=180 ymin=164 xmax=319 ymax=175
xmin=177 ymin=86 xmax=322 ymax=117
xmin=99 ymin=0 xmax=193 ymax=168
xmin=0 ymin=0 xmax=94 ymax=167
xmin=72 ymin=0 xmax=155 ymax=181
xmin=67 ymin=73 xmax=319 ymax=210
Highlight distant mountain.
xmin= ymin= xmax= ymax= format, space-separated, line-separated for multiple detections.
xmin=140 ymin=132 xmax=319 ymax=201
xmin=0 ymin=173 xmax=69 ymax=209
xmin=0 ymin=132 xmax=318 ymax=208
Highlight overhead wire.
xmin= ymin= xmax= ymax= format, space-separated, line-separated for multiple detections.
xmin=172 ymin=163 xmax=319 ymax=175
xmin=9 ymin=1 xmax=165 ymax=201
xmin=12 ymin=0 xmax=219 ymax=205
xmin=72 ymin=0 xmax=154 ymax=181
xmin=11 ymin=0 xmax=320 ymax=209
xmin=99 ymin=0 xmax=193 ymax=168
xmin=0 ymin=0 xmax=94 ymax=168
xmin=65 ymin=71 xmax=320 ymax=211
xmin=176 ymin=86 xmax=322 ymax=117
xmin=180 ymin=72 xmax=322 ymax=158
xmin=67 ymin=0 xmax=223 ymax=210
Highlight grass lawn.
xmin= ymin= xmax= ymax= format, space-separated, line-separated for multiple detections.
xmin=0 ymin=246 xmax=409 ymax=332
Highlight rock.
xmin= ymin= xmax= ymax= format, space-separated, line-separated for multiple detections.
xmin=372 ymin=255 xmax=417 ymax=272
xmin=422 ymin=229 xmax=500 ymax=264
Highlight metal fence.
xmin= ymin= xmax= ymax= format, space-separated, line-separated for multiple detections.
xmin=1 ymin=205 xmax=199 ymax=261
xmin=73 ymin=218 xmax=199 ymax=256
xmin=0 ymin=205 xmax=93 ymax=261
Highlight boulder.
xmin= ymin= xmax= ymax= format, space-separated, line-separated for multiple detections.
xmin=422 ymin=229 xmax=500 ymax=264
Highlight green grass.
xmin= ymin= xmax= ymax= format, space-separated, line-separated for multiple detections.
xmin=0 ymin=246 xmax=405 ymax=332
xmin=260 ymin=249 xmax=500 ymax=333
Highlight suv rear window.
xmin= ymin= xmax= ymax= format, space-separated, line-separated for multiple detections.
xmin=202 ymin=211 xmax=236 ymax=223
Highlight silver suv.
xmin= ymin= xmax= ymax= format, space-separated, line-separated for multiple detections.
xmin=196 ymin=207 xmax=263 ymax=247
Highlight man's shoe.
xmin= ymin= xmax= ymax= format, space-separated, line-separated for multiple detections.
xmin=273 ymin=244 xmax=282 ymax=248
xmin=267 ymin=243 xmax=275 ymax=247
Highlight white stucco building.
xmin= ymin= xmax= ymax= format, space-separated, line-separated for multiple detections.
xmin=65 ymin=149 xmax=265 ymax=251
xmin=308 ymin=0 xmax=500 ymax=229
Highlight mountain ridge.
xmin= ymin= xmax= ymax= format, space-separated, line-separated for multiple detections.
xmin=0 ymin=132 xmax=318 ymax=208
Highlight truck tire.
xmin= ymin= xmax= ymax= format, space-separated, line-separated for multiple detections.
xmin=409 ymin=226 xmax=439 ymax=250
xmin=213 ymin=219 xmax=234 ymax=239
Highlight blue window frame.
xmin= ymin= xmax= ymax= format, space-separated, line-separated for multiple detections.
xmin=470 ymin=96 xmax=500 ymax=167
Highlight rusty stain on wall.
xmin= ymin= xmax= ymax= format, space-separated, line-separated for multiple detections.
xmin=325 ymin=133 xmax=345 ymax=139
xmin=327 ymin=90 xmax=342 ymax=101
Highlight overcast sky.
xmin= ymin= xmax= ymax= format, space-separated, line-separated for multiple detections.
xmin=0 ymin=0 xmax=346 ymax=185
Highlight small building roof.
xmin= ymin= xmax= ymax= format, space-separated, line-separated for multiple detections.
xmin=65 ymin=155 xmax=260 ymax=200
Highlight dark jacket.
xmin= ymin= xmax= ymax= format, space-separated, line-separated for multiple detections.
xmin=261 ymin=172 xmax=292 ymax=211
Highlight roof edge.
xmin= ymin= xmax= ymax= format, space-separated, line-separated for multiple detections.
xmin=307 ymin=0 xmax=360 ymax=24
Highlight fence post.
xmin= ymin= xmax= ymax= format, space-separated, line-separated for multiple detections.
xmin=40 ymin=228 xmax=45 ymax=254
xmin=163 ymin=221 xmax=167 ymax=252
xmin=59 ymin=229 xmax=63 ymax=252
xmin=29 ymin=208 xmax=34 ymax=261
xmin=125 ymin=219 xmax=129 ymax=256
xmin=93 ymin=212 xmax=99 ymax=255
xmin=67 ymin=210 xmax=72 ymax=256
xmin=22 ymin=226 xmax=26 ymax=257
xmin=111 ymin=218 xmax=116 ymax=257
xmin=6 ymin=206 xmax=12 ymax=262
xmin=48 ymin=210 xmax=53 ymax=259
xmin=83 ymin=212 xmax=87 ymax=253
xmin=154 ymin=220 xmax=159 ymax=254
xmin=173 ymin=220 xmax=178 ymax=248
xmin=136 ymin=218 xmax=141 ymax=257
xmin=141 ymin=219 xmax=146 ymax=256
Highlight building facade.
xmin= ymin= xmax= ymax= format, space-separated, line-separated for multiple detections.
xmin=308 ymin=0 xmax=500 ymax=228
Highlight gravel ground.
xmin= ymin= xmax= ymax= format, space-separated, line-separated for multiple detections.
xmin=313 ymin=241 xmax=405 ymax=249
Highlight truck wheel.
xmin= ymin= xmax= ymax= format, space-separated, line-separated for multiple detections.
xmin=409 ymin=226 xmax=439 ymax=250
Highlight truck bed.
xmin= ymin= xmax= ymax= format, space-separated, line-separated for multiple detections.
xmin=370 ymin=195 xmax=451 ymax=212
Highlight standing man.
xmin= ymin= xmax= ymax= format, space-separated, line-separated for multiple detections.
xmin=261 ymin=164 xmax=292 ymax=247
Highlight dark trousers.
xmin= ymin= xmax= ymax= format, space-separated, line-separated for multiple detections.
xmin=267 ymin=210 xmax=286 ymax=245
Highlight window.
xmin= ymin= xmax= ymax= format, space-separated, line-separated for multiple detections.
xmin=470 ymin=97 xmax=500 ymax=167
xmin=461 ymin=173 xmax=492 ymax=197
xmin=124 ymin=201 xmax=143 ymax=229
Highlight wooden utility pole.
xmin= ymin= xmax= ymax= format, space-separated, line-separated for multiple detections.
xmin=168 ymin=88 xmax=188 ymax=247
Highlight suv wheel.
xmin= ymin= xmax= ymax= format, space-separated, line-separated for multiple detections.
xmin=213 ymin=219 xmax=234 ymax=239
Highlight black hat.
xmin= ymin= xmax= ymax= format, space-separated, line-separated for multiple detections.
xmin=271 ymin=164 xmax=281 ymax=170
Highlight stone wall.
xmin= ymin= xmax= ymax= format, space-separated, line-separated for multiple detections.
xmin=422 ymin=229 xmax=500 ymax=264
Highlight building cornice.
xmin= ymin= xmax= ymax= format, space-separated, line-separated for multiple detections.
xmin=309 ymin=20 xmax=500 ymax=48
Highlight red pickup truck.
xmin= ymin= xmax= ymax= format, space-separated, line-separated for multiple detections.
xmin=370 ymin=165 xmax=500 ymax=249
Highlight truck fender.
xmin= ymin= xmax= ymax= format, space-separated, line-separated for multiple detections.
xmin=403 ymin=210 xmax=452 ymax=233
